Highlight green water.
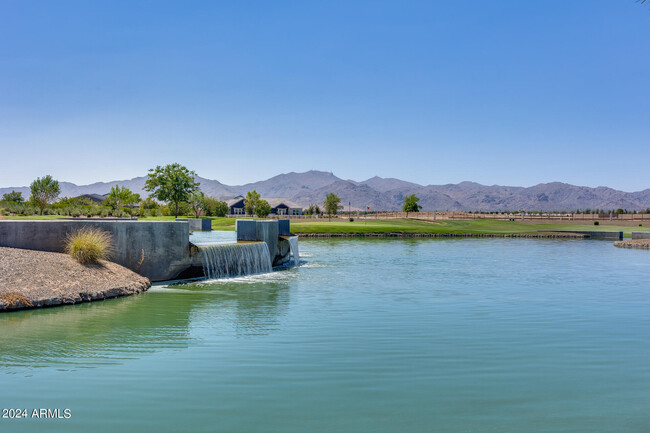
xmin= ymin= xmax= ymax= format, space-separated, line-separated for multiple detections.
xmin=1 ymin=238 xmax=650 ymax=432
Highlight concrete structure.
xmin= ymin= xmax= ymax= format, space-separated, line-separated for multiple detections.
xmin=278 ymin=219 xmax=291 ymax=236
xmin=236 ymin=219 xmax=293 ymax=266
xmin=176 ymin=218 xmax=212 ymax=232
xmin=632 ymin=232 xmax=650 ymax=239
xmin=539 ymin=230 xmax=623 ymax=240
xmin=0 ymin=220 xmax=191 ymax=282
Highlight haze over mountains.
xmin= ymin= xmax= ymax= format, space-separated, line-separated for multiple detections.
xmin=2 ymin=171 xmax=650 ymax=212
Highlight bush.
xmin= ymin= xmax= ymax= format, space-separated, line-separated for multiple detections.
xmin=349 ymin=217 xmax=354 ymax=222
xmin=65 ymin=227 xmax=113 ymax=264
xmin=594 ymin=221 xmax=599 ymax=225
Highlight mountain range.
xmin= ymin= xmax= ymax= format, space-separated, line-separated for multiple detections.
xmin=2 ymin=171 xmax=650 ymax=212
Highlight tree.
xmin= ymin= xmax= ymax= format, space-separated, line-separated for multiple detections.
xmin=203 ymin=196 xmax=228 ymax=217
xmin=245 ymin=190 xmax=261 ymax=216
xmin=2 ymin=190 xmax=24 ymax=202
xmin=140 ymin=197 xmax=160 ymax=210
xmin=305 ymin=204 xmax=321 ymax=216
xmin=402 ymin=194 xmax=422 ymax=216
xmin=323 ymin=193 xmax=342 ymax=221
xmin=29 ymin=175 xmax=60 ymax=215
xmin=256 ymin=200 xmax=272 ymax=218
xmin=104 ymin=185 xmax=141 ymax=210
xmin=144 ymin=163 xmax=200 ymax=218
xmin=188 ymin=191 xmax=205 ymax=218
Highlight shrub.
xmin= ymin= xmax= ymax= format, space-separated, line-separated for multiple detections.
xmin=594 ymin=221 xmax=599 ymax=225
xmin=349 ymin=217 xmax=354 ymax=222
xmin=65 ymin=227 xmax=113 ymax=264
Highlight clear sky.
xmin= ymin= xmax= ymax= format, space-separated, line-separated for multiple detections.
xmin=1 ymin=1 xmax=648 ymax=191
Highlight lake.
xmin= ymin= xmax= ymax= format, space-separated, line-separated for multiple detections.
xmin=1 ymin=237 xmax=649 ymax=432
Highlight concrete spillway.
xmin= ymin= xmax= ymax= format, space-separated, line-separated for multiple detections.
xmin=288 ymin=236 xmax=299 ymax=266
xmin=198 ymin=242 xmax=272 ymax=279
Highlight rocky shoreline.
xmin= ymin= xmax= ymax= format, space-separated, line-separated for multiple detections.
xmin=298 ymin=232 xmax=589 ymax=239
xmin=614 ymin=239 xmax=650 ymax=250
xmin=0 ymin=247 xmax=151 ymax=312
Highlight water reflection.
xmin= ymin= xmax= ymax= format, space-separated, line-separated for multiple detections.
xmin=0 ymin=270 xmax=293 ymax=371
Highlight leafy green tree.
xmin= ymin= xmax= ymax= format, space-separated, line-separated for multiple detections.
xmin=104 ymin=185 xmax=141 ymax=210
xmin=305 ymin=204 xmax=321 ymax=216
xmin=189 ymin=191 xmax=205 ymax=218
xmin=245 ymin=190 xmax=261 ymax=216
xmin=140 ymin=197 xmax=160 ymax=210
xmin=256 ymin=199 xmax=272 ymax=218
xmin=29 ymin=175 xmax=61 ymax=215
xmin=144 ymin=163 xmax=200 ymax=218
xmin=2 ymin=190 xmax=24 ymax=202
xmin=323 ymin=193 xmax=342 ymax=221
xmin=402 ymin=194 xmax=422 ymax=216
xmin=202 ymin=196 xmax=228 ymax=217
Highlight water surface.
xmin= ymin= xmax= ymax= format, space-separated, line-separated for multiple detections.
xmin=1 ymin=238 xmax=649 ymax=432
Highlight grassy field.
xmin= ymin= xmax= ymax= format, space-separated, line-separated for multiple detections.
xmin=0 ymin=214 xmax=240 ymax=230
xmin=3 ymin=215 xmax=650 ymax=237
xmin=288 ymin=218 xmax=650 ymax=237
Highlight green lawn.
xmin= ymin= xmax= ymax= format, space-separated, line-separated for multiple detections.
xmin=0 ymin=214 xmax=239 ymax=230
xmin=289 ymin=218 xmax=650 ymax=237
xmin=131 ymin=215 xmax=239 ymax=230
xmin=3 ymin=214 xmax=649 ymax=237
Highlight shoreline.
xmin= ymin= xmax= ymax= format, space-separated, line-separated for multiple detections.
xmin=0 ymin=247 xmax=151 ymax=312
xmin=614 ymin=239 xmax=650 ymax=250
xmin=297 ymin=232 xmax=589 ymax=238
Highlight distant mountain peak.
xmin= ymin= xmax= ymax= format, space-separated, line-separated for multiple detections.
xmin=1 ymin=172 xmax=648 ymax=211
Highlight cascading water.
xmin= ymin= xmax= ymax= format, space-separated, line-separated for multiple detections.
xmin=198 ymin=242 xmax=272 ymax=279
xmin=288 ymin=236 xmax=300 ymax=266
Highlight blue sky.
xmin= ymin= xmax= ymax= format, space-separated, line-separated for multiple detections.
xmin=1 ymin=1 xmax=648 ymax=190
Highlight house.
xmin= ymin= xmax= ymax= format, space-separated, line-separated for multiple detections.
xmin=225 ymin=196 xmax=246 ymax=215
xmin=266 ymin=198 xmax=303 ymax=216
xmin=224 ymin=196 xmax=303 ymax=216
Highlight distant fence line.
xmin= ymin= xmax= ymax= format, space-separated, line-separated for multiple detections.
xmin=226 ymin=212 xmax=650 ymax=222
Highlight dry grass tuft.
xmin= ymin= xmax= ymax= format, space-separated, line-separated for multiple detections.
xmin=65 ymin=227 xmax=113 ymax=264
xmin=0 ymin=293 xmax=33 ymax=308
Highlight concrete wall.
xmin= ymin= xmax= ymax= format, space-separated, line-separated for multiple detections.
xmin=176 ymin=218 xmax=212 ymax=231
xmin=236 ymin=219 xmax=290 ymax=266
xmin=539 ymin=230 xmax=623 ymax=240
xmin=0 ymin=220 xmax=190 ymax=282
xmin=632 ymin=232 xmax=650 ymax=239
xmin=278 ymin=219 xmax=291 ymax=236
xmin=569 ymin=231 xmax=623 ymax=240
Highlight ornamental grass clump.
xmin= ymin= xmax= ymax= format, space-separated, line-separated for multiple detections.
xmin=65 ymin=227 xmax=113 ymax=264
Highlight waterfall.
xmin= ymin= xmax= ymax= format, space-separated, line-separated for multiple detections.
xmin=198 ymin=242 xmax=272 ymax=279
xmin=288 ymin=236 xmax=300 ymax=266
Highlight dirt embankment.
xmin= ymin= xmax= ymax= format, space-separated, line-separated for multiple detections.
xmin=0 ymin=247 xmax=150 ymax=312
xmin=614 ymin=239 xmax=650 ymax=250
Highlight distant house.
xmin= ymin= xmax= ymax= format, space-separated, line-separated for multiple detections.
xmin=225 ymin=196 xmax=246 ymax=215
xmin=266 ymin=198 xmax=303 ymax=216
xmin=224 ymin=196 xmax=303 ymax=216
